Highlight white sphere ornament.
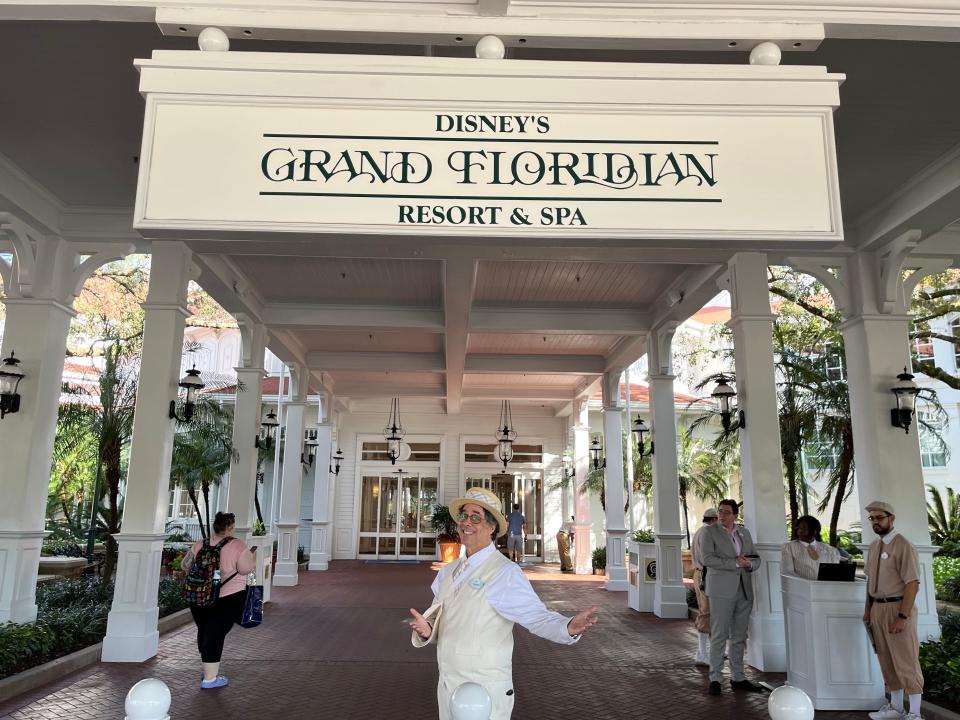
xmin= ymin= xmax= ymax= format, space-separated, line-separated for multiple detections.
xmin=451 ymin=682 xmax=492 ymax=720
xmin=124 ymin=678 xmax=171 ymax=720
xmin=767 ymin=684 xmax=814 ymax=720
xmin=198 ymin=27 xmax=230 ymax=52
xmin=749 ymin=41 xmax=782 ymax=66
xmin=475 ymin=35 xmax=506 ymax=60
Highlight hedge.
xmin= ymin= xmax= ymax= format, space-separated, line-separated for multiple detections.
xmin=920 ymin=611 xmax=960 ymax=707
xmin=0 ymin=577 xmax=186 ymax=679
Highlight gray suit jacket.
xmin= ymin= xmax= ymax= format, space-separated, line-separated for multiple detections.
xmin=700 ymin=523 xmax=761 ymax=600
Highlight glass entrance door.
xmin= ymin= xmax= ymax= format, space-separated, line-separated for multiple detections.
xmin=465 ymin=471 xmax=543 ymax=558
xmin=359 ymin=471 xmax=438 ymax=559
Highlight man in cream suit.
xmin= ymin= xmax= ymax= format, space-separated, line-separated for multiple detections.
xmin=701 ymin=498 xmax=765 ymax=696
xmin=409 ymin=488 xmax=598 ymax=719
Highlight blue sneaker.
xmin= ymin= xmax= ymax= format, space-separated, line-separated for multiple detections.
xmin=200 ymin=675 xmax=228 ymax=689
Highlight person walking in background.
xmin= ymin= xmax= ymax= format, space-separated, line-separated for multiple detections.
xmin=863 ymin=501 xmax=925 ymax=720
xmin=700 ymin=499 xmax=764 ymax=696
xmin=691 ymin=508 xmax=719 ymax=666
xmin=557 ymin=515 xmax=575 ymax=572
xmin=506 ymin=503 xmax=526 ymax=564
xmin=180 ymin=511 xmax=257 ymax=689
xmin=781 ymin=515 xmax=842 ymax=580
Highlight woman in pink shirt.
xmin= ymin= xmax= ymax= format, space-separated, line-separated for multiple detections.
xmin=181 ymin=511 xmax=256 ymax=689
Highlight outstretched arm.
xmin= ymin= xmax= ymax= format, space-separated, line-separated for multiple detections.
xmin=566 ymin=607 xmax=599 ymax=636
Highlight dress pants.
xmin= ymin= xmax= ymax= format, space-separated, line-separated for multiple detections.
xmin=707 ymin=584 xmax=752 ymax=683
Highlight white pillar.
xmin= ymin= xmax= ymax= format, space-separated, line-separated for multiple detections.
xmin=601 ymin=370 xmax=628 ymax=591
xmin=722 ymin=252 xmax=787 ymax=671
xmin=273 ymin=365 xmax=307 ymax=587
xmin=102 ymin=242 xmax=195 ymax=662
xmin=224 ymin=317 xmax=268 ymax=542
xmin=0 ymin=235 xmax=78 ymax=623
xmin=842 ymin=248 xmax=940 ymax=641
xmin=648 ymin=325 xmax=688 ymax=619
xmin=309 ymin=403 xmax=334 ymax=570
xmin=572 ymin=397 xmax=592 ymax=575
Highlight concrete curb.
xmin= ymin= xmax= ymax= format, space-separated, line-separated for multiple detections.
xmin=924 ymin=700 xmax=960 ymax=720
xmin=0 ymin=608 xmax=192 ymax=705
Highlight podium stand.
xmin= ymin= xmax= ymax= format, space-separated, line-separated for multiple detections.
xmin=781 ymin=573 xmax=885 ymax=710
xmin=627 ymin=541 xmax=657 ymax=612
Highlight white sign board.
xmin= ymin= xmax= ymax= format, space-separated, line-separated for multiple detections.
xmin=135 ymin=53 xmax=844 ymax=242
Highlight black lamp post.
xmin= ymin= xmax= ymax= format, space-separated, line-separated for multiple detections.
xmin=632 ymin=416 xmax=654 ymax=457
xmin=890 ymin=367 xmax=921 ymax=434
xmin=0 ymin=351 xmax=25 ymax=419
xmin=256 ymin=410 xmax=280 ymax=450
xmin=168 ymin=365 xmax=205 ymax=422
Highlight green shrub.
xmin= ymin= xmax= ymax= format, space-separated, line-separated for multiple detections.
xmin=934 ymin=557 xmax=960 ymax=600
xmin=158 ymin=577 xmax=187 ymax=617
xmin=631 ymin=529 xmax=656 ymax=543
xmin=920 ymin=611 xmax=960 ymax=706
xmin=939 ymin=538 xmax=960 ymax=559
xmin=942 ymin=576 xmax=960 ymax=604
xmin=591 ymin=546 xmax=606 ymax=570
xmin=35 ymin=576 xmax=111 ymax=609
xmin=0 ymin=622 xmax=54 ymax=678
xmin=41 ymin=540 xmax=85 ymax=558
xmin=836 ymin=530 xmax=863 ymax=558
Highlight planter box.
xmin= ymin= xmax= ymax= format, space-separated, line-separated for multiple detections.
xmin=37 ymin=557 xmax=87 ymax=578
xmin=682 ymin=549 xmax=694 ymax=578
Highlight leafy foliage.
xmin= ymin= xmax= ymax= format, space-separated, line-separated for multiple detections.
xmin=430 ymin=505 xmax=459 ymax=542
xmin=934 ymin=557 xmax=960 ymax=600
xmin=920 ymin=611 xmax=960 ymax=706
xmin=631 ymin=529 xmax=656 ymax=543
xmin=929 ymin=486 xmax=960 ymax=556
xmin=591 ymin=546 xmax=607 ymax=570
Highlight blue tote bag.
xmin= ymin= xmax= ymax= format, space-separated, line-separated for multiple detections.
xmin=240 ymin=576 xmax=264 ymax=629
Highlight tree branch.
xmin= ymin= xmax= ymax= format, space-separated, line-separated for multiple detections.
xmin=918 ymin=363 xmax=960 ymax=390
xmin=769 ymin=285 xmax=840 ymax=323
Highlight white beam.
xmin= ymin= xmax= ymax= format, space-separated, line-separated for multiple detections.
xmin=262 ymin=303 xmax=444 ymax=332
xmin=465 ymin=354 xmax=605 ymax=375
xmin=444 ymin=259 xmax=477 ymax=415
xmin=477 ymin=0 xmax=510 ymax=16
xmin=463 ymin=386 xmax=582 ymax=401
xmin=307 ymin=351 xmax=444 ymax=372
xmin=604 ymin=336 xmax=648 ymax=372
xmin=334 ymin=383 xmax=446 ymax=399
xmin=472 ymin=306 xmax=650 ymax=335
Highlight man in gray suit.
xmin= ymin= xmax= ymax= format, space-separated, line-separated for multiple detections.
xmin=700 ymin=498 xmax=765 ymax=696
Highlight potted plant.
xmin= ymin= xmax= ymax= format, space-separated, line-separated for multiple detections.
xmin=591 ymin=546 xmax=607 ymax=575
xmin=431 ymin=505 xmax=461 ymax=563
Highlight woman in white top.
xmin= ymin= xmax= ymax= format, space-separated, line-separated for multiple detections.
xmin=781 ymin=515 xmax=842 ymax=580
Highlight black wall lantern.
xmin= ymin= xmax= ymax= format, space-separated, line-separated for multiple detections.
xmin=561 ymin=451 xmax=575 ymax=482
xmin=168 ymin=365 xmax=204 ymax=422
xmin=632 ymin=417 xmax=654 ymax=457
xmin=256 ymin=410 xmax=280 ymax=450
xmin=890 ymin=367 xmax=921 ymax=434
xmin=302 ymin=428 xmax=318 ymax=466
xmin=330 ymin=447 xmax=344 ymax=477
xmin=589 ymin=435 xmax=605 ymax=471
xmin=384 ymin=397 xmax=406 ymax=465
xmin=711 ymin=374 xmax=744 ymax=434
xmin=0 ymin=351 xmax=25 ymax=419
xmin=495 ymin=400 xmax=517 ymax=469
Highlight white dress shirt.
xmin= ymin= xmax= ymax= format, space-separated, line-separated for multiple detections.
xmin=431 ymin=543 xmax=579 ymax=646
xmin=781 ymin=540 xmax=842 ymax=580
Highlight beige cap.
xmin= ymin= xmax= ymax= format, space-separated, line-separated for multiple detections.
xmin=865 ymin=500 xmax=895 ymax=516
xmin=702 ymin=508 xmax=719 ymax=520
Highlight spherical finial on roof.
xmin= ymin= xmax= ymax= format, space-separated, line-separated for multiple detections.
xmin=749 ymin=41 xmax=782 ymax=66
xmin=198 ymin=27 xmax=230 ymax=52
xmin=125 ymin=678 xmax=171 ymax=720
xmin=476 ymin=35 xmax=506 ymax=60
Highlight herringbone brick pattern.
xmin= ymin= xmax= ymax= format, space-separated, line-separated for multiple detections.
xmin=0 ymin=561 xmax=868 ymax=719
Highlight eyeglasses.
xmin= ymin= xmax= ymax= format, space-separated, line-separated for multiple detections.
xmin=868 ymin=514 xmax=890 ymax=522
xmin=457 ymin=511 xmax=485 ymax=525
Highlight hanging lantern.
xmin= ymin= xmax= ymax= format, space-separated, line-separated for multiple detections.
xmin=632 ymin=416 xmax=654 ymax=457
xmin=495 ymin=400 xmax=518 ymax=469
xmin=589 ymin=435 xmax=605 ymax=471
xmin=383 ymin=397 xmax=406 ymax=465
xmin=168 ymin=365 xmax=205 ymax=422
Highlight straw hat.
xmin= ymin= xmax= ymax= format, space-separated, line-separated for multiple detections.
xmin=449 ymin=487 xmax=509 ymax=538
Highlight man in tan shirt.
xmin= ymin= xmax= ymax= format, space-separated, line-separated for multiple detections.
xmin=691 ymin=507 xmax=718 ymax=665
xmin=862 ymin=501 xmax=924 ymax=720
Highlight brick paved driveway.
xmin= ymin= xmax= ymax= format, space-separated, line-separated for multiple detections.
xmin=0 ymin=561 xmax=869 ymax=719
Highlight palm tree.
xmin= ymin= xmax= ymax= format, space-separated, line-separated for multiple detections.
xmin=927 ymin=484 xmax=960 ymax=548
xmin=676 ymin=426 xmax=730 ymax=547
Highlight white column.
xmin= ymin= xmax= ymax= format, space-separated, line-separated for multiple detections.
xmin=309 ymin=398 xmax=334 ymax=570
xmin=572 ymin=397 xmax=592 ymax=575
xmin=601 ymin=370 xmax=628 ymax=591
xmin=0 ymin=240 xmax=76 ymax=623
xmin=843 ymin=249 xmax=940 ymax=641
xmin=647 ymin=325 xmax=688 ymax=619
xmin=102 ymin=242 xmax=194 ymax=662
xmin=723 ymin=252 xmax=787 ymax=671
xmin=273 ymin=365 xmax=307 ymax=587
xmin=224 ymin=317 xmax=268 ymax=542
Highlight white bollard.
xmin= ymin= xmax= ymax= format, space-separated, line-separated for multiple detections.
xmin=451 ymin=682 xmax=492 ymax=720
xmin=768 ymin=684 xmax=814 ymax=720
xmin=125 ymin=678 xmax=171 ymax=720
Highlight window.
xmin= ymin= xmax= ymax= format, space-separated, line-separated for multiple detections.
xmin=952 ymin=318 xmax=960 ymax=371
xmin=464 ymin=442 xmax=543 ymax=464
xmin=821 ymin=341 xmax=846 ymax=382
xmin=918 ymin=410 xmax=947 ymax=468
xmin=913 ymin=337 xmax=935 ymax=368
xmin=360 ymin=441 xmax=441 ymax=462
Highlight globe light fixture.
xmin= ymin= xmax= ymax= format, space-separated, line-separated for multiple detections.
xmin=168 ymin=365 xmax=205 ymax=422
xmin=632 ymin=416 xmax=654 ymax=457
xmin=0 ymin=351 xmax=25 ymax=419
xmin=383 ymin=397 xmax=406 ymax=465
xmin=495 ymin=400 xmax=517 ymax=469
